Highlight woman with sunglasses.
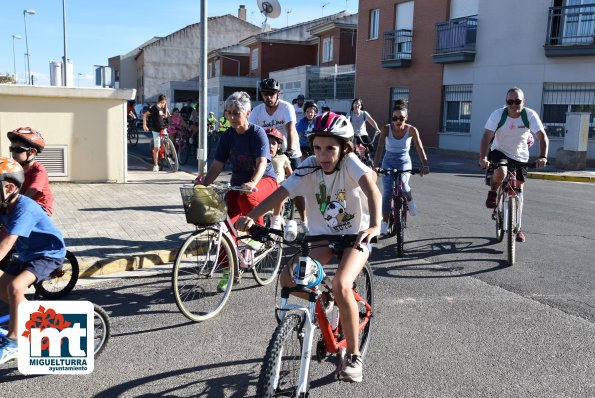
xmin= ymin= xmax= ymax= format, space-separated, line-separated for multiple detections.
xmin=373 ymin=99 xmax=429 ymax=235
xmin=479 ymin=87 xmax=549 ymax=243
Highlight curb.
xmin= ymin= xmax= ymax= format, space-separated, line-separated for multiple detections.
xmin=78 ymin=249 xmax=178 ymax=279
xmin=527 ymin=172 xmax=595 ymax=183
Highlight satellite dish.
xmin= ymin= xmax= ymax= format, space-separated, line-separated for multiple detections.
xmin=257 ymin=0 xmax=281 ymax=19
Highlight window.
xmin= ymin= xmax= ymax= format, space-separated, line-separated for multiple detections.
xmin=369 ymin=9 xmax=380 ymax=39
xmin=391 ymin=87 xmax=410 ymax=106
xmin=442 ymin=85 xmax=473 ymax=133
xmin=322 ymin=37 xmax=333 ymax=62
xmin=251 ymin=48 xmax=259 ymax=70
xmin=215 ymin=60 xmax=220 ymax=77
xmin=542 ymin=83 xmax=595 ymax=138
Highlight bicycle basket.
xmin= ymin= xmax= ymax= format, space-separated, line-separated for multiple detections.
xmin=180 ymin=185 xmax=227 ymax=225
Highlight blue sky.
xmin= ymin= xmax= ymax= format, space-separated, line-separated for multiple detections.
xmin=1 ymin=1 xmax=357 ymax=87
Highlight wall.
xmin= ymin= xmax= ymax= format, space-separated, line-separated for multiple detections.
xmin=440 ymin=0 xmax=595 ymax=159
xmin=0 ymin=85 xmax=135 ymax=182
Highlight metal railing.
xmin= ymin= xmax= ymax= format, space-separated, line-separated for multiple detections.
xmin=546 ymin=3 xmax=595 ymax=45
xmin=434 ymin=16 xmax=477 ymax=53
xmin=308 ymin=74 xmax=355 ymax=100
xmin=383 ymin=29 xmax=413 ymax=61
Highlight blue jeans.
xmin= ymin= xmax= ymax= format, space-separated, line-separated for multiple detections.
xmin=381 ymin=151 xmax=412 ymax=214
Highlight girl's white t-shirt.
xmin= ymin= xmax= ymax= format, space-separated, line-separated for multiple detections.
xmin=282 ymin=153 xmax=372 ymax=235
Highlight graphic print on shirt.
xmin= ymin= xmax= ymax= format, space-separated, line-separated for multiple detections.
xmin=317 ymin=189 xmax=355 ymax=232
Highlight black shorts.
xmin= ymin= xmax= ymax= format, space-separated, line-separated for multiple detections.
xmin=489 ymin=150 xmax=527 ymax=182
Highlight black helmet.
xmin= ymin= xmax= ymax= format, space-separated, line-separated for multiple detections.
xmin=260 ymin=78 xmax=280 ymax=92
xmin=303 ymin=101 xmax=318 ymax=112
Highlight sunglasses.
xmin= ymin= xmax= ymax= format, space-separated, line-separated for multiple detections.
xmin=261 ymin=91 xmax=277 ymax=97
xmin=9 ymin=146 xmax=32 ymax=153
xmin=506 ymin=99 xmax=523 ymax=106
xmin=392 ymin=116 xmax=406 ymax=121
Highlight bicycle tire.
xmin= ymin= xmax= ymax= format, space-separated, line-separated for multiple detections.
xmin=172 ymin=228 xmax=236 ymax=322
xmin=395 ymin=197 xmax=405 ymax=257
xmin=257 ymin=313 xmax=306 ymax=397
xmin=162 ymin=137 xmax=179 ymax=172
xmin=252 ymin=235 xmax=283 ymax=286
xmin=35 ymin=250 xmax=80 ymax=299
xmin=354 ymin=262 xmax=374 ymax=359
xmin=130 ymin=129 xmax=139 ymax=146
xmin=178 ymin=139 xmax=190 ymax=165
xmin=93 ymin=303 xmax=111 ymax=357
xmin=507 ymin=198 xmax=517 ymax=266
xmin=496 ymin=189 xmax=505 ymax=243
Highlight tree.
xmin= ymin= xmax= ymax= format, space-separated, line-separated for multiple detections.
xmin=0 ymin=74 xmax=16 ymax=84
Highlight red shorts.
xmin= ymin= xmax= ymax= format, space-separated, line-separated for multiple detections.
xmin=225 ymin=177 xmax=278 ymax=228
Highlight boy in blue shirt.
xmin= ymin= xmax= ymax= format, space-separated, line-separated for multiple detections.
xmin=0 ymin=157 xmax=66 ymax=364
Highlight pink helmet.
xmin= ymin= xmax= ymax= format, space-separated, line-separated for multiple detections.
xmin=308 ymin=112 xmax=354 ymax=142
xmin=265 ymin=128 xmax=284 ymax=144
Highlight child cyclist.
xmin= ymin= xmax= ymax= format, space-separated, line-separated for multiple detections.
xmin=266 ymin=128 xmax=292 ymax=231
xmin=0 ymin=157 xmax=67 ymax=364
xmin=235 ymin=112 xmax=381 ymax=383
xmin=7 ymin=127 xmax=53 ymax=215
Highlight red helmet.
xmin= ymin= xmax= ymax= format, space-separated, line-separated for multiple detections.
xmin=7 ymin=127 xmax=46 ymax=153
xmin=265 ymin=128 xmax=284 ymax=144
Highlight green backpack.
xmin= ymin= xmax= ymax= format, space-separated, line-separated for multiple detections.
xmin=495 ymin=107 xmax=530 ymax=132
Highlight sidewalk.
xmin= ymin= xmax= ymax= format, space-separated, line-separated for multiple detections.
xmin=53 ymin=150 xmax=593 ymax=280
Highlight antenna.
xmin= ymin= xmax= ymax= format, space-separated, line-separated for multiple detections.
xmin=286 ymin=9 xmax=292 ymax=27
xmin=257 ymin=0 xmax=281 ymax=20
xmin=322 ymin=2 xmax=330 ymax=17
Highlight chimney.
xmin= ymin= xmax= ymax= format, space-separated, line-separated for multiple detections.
xmin=238 ymin=5 xmax=247 ymax=21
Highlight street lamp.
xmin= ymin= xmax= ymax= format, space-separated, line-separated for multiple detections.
xmin=77 ymin=72 xmax=82 ymax=86
xmin=12 ymin=35 xmax=22 ymax=82
xmin=23 ymin=9 xmax=35 ymax=85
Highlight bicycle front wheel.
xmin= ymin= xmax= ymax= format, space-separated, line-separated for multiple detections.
xmin=252 ymin=214 xmax=283 ymax=286
xmin=395 ymin=197 xmax=405 ymax=257
xmin=354 ymin=262 xmax=374 ymax=359
xmin=163 ymin=137 xmax=179 ymax=172
xmin=257 ymin=313 xmax=306 ymax=397
xmin=495 ymin=189 xmax=505 ymax=243
xmin=172 ymin=228 xmax=236 ymax=322
xmin=507 ymin=197 xmax=517 ymax=266
xmin=93 ymin=304 xmax=111 ymax=357
xmin=35 ymin=250 xmax=80 ymax=299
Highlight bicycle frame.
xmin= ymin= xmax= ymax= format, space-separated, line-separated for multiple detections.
xmin=391 ymin=171 xmax=409 ymax=229
xmin=492 ymin=163 xmax=522 ymax=234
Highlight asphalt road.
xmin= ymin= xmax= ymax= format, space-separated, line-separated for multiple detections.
xmin=1 ymin=170 xmax=594 ymax=397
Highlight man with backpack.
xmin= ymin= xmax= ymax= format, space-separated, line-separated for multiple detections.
xmin=479 ymin=87 xmax=549 ymax=242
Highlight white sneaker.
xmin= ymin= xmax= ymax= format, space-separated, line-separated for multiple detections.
xmin=299 ymin=220 xmax=310 ymax=235
xmin=339 ymin=353 xmax=363 ymax=383
xmin=152 ymin=165 xmax=159 ymax=172
xmin=408 ymin=200 xmax=417 ymax=216
xmin=380 ymin=221 xmax=388 ymax=235
xmin=270 ymin=215 xmax=284 ymax=232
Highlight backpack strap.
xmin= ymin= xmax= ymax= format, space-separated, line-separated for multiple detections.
xmin=495 ymin=107 xmax=530 ymax=133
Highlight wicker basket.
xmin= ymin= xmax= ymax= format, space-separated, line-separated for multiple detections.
xmin=180 ymin=185 xmax=227 ymax=225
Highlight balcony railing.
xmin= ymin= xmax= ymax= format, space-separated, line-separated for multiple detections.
xmin=432 ymin=16 xmax=477 ymax=64
xmin=545 ymin=3 xmax=595 ymax=57
xmin=382 ymin=29 xmax=412 ymax=68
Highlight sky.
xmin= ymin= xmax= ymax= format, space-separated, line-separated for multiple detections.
xmin=1 ymin=0 xmax=358 ymax=87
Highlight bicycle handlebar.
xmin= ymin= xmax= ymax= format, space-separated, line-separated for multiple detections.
xmin=487 ymin=160 xmax=544 ymax=170
xmin=375 ymin=167 xmax=418 ymax=176
xmin=248 ymin=224 xmax=377 ymax=245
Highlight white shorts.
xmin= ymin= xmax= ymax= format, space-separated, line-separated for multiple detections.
xmin=151 ymin=130 xmax=163 ymax=147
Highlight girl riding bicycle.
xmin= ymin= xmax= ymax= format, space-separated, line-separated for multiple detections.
xmin=167 ymin=107 xmax=189 ymax=145
xmin=236 ymin=112 xmax=382 ymax=383
xmin=373 ymin=99 xmax=429 ymax=235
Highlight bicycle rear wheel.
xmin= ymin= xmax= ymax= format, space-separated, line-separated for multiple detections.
xmin=172 ymin=228 xmax=236 ymax=322
xmin=507 ymin=198 xmax=517 ymax=266
xmin=162 ymin=137 xmax=179 ymax=172
xmin=257 ymin=313 xmax=306 ymax=397
xmin=128 ymin=127 xmax=139 ymax=146
xmin=395 ymin=197 xmax=405 ymax=257
xmin=353 ymin=262 xmax=374 ymax=359
xmin=252 ymin=239 xmax=283 ymax=286
xmin=93 ymin=303 xmax=111 ymax=357
xmin=35 ymin=250 xmax=80 ymax=299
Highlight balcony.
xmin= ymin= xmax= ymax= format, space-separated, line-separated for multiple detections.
xmin=432 ymin=16 xmax=477 ymax=64
xmin=544 ymin=3 xmax=595 ymax=57
xmin=382 ymin=29 xmax=413 ymax=68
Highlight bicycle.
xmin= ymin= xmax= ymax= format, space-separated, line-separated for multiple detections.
xmin=376 ymin=168 xmax=419 ymax=257
xmin=354 ymin=136 xmax=375 ymax=168
xmin=171 ymin=183 xmax=284 ymax=322
xmin=127 ymin=121 xmax=139 ymax=146
xmin=150 ymin=129 xmax=179 ymax=172
xmin=0 ymin=301 xmax=110 ymax=358
xmin=170 ymin=127 xmax=192 ymax=166
xmin=250 ymin=225 xmax=375 ymax=397
xmin=487 ymin=160 xmax=538 ymax=266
